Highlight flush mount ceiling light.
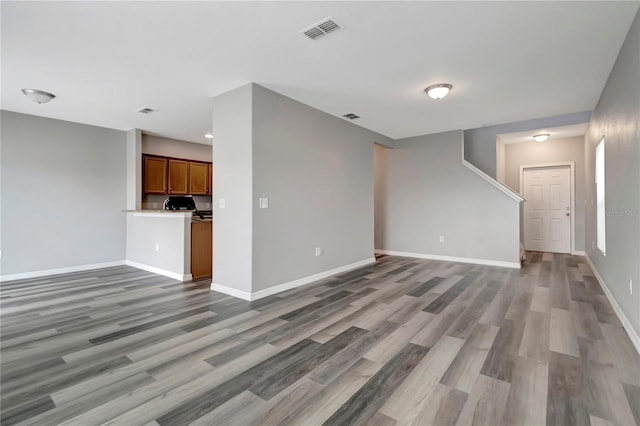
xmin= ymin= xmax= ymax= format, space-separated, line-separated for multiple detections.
xmin=533 ymin=134 xmax=550 ymax=142
xmin=204 ymin=133 xmax=213 ymax=139
xmin=21 ymin=88 xmax=56 ymax=104
xmin=424 ymin=83 xmax=452 ymax=100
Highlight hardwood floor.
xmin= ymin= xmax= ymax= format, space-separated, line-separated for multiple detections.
xmin=1 ymin=253 xmax=638 ymax=426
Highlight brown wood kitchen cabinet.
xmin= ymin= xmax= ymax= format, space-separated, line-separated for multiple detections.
xmin=207 ymin=164 xmax=213 ymax=195
xmin=168 ymin=159 xmax=189 ymax=195
xmin=143 ymin=156 xmax=167 ymax=194
xmin=189 ymin=162 xmax=209 ymax=195
xmin=142 ymin=155 xmax=212 ymax=196
xmin=191 ymin=221 xmax=212 ymax=279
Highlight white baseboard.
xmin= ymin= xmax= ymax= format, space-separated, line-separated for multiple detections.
xmin=210 ymin=257 xmax=377 ymax=301
xmin=375 ymin=250 xmax=521 ymax=269
xmin=209 ymin=283 xmax=253 ymax=301
xmin=0 ymin=260 xmax=126 ymax=282
xmin=572 ymin=250 xmax=586 ymax=256
xmin=125 ymin=260 xmax=192 ymax=282
xmin=584 ymin=255 xmax=640 ymax=355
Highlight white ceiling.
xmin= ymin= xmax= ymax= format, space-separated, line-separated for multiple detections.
xmin=498 ymin=123 xmax=588 ymax=144
xmin=2 ymin=1 xmax=638 ymax=145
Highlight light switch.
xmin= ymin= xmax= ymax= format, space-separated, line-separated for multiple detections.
xmin=219 ymin=199 xmax=226 ymax=209
xmin=259 ymin=198 xmax=269 ymax=209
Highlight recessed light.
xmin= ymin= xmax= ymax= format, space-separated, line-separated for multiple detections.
xmin=342 ymin=113 xmax=360 ymax=120
xmin=425 ymin=84 xmax=452 ymax=100
xmin=533 ymin=134 xmax=550 ymax=142
xmin=21 ymin=88 xmax=56 ymax=104
xmin=204 ymin=133 xmax=213 ymax=139
xmin=136 ymin=107 xmax=155 ymax=114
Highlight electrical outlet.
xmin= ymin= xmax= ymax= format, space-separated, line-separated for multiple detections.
xmin=315 ymin=247 xmax=323 ymax=257
xmin=152 ymin=202 xmax=158 ymax=209
xmin=439 ymin=236 xmax=445 ymax=243
xmin=205 ymin=202 xmax=210 ymax=209
xmin=155 ymin=243 xmax=159 ymax=252
xmin=219 ymin=199 xmax=226 ymax=209
xmin=259 ymin=198 xmax=269 ymax=209
xmin=630 ymin=279 xmax=633 ymax=296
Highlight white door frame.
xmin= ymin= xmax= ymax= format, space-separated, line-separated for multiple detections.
xmin=520 ymin=162 xmax=576 ymax=255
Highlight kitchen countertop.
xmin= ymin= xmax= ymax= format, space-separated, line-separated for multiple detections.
xmin=123 ymin=210 xmax=212 ymax=222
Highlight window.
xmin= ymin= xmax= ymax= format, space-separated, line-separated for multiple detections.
xmin=596 ymin=137 xmax=606 ymax=254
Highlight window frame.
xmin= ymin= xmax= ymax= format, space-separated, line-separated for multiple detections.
xmin=595 ymin=137 xmax=606 ymax=255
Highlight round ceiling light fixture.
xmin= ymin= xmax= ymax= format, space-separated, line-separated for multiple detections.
xmin=424 ymin=83 xmax=452 ymax=100
xmin=21 ymin=88 xmax=56 ymax=104
xmin=533 ymin=134 xmax=550 ymax=142
xmin=204 ymin=133 xmax=213 ymax=139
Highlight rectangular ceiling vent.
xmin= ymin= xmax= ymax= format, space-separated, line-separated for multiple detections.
xmin=343 ymin=113 xmax=360 ymax=120
xmin=136 ymin=107 xmax=155 ymax=114
xmin=301 ymin=17 xmax=341 ymax=40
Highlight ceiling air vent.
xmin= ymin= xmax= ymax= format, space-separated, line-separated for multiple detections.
xmin=301 ymin=17 xmax=341 ymax=40
xmin=136 ymin=107 xmax=155 ymax=114
xmin=343 ymin=113 xmax=360 ymax=120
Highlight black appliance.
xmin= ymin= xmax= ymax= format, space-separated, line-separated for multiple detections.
xmin=163 ymin=195 xmax=197 ymax=211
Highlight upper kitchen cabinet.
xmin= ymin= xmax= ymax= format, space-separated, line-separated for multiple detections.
xmin=143 ymin=156 xmax=167 ymax=194
xmin=207 ymin=164 xmax=213 ymax=195
xmin=168 ymin=159 xmax=189 ymax=195
xmin=189 ymin=162 xmax=208 ymax=195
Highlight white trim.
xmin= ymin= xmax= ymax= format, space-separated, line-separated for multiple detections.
xmin=520 ymin=162 xmax=576 ymax=255
xmin=572 ymin=250 xmax=586 ymax=256
xmin=210 ymin=257 xmax=376 ymax=301
xmin=375 ymin=250 xmax=521 ymax=269
xmin=127 ymin=211 xmax=193 ymax=219
xmin=125 ymin=260 xmax=192 ymax=282
xmin=584 ymin=255 xmax=640 ymax=355
xmin=209 ymin=283 xmax=253 ymax=301
xmin=462 ymin=159 xmax=525 ymax=202
xmin=0 ymin=260 xmax=125 ymax=282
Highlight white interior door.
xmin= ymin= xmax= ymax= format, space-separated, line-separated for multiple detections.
xmin=523 ymin=166 xmax=571 ymax=253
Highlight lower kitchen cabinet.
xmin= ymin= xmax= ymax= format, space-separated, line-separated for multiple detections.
xmin=191 ymin=221 xmax=212 ymax=279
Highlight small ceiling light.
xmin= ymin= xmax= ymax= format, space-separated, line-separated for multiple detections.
xmin=204 ymin=133 xmax=213 ymax=139
xmin=533 ymin=134 xmax=550 ymax=142
xmin=21 ymin=88 xmax=56 ymax=104
xmin=424 ymin=83 xmax=452 ymax=100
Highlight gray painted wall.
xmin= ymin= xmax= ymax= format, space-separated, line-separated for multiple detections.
xmin=0 ymin=111 xmax=126 ymax=276
xmin=504 ymin=136 xmax=586 ymax=251
xmin=142 ymin=134 xmax=212 ymax=162
xmin=374 ymin=144 xmax=390 ymax=250
xmin=126 ymin=129 xmax=142 ymax=211
xmin=251 ymin=85 xmax=392 ymax=292
xmin=376 ymin=130 xmax=520 ymax=264
xmin=464 ymin=111 xmax=592 ymax=177
xmin=496 ymin=137 xmax=506 ymax=184
xmin=584 ymin=10 xmax=640 ymax=338
xmin=126 ymin=213 xmax=191 ymax=278
xmin=211 ymin=84 xmax=254 ymax=294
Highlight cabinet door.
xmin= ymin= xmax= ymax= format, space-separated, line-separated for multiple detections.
xmin=189 ymin=162 xmax=208 ymax=195
xmin=207 ymin=164 xmax=213 ymax=195
xmin=143 ymin=156 xmax=167 ymax=194
xmin=191 ymin=221 xmax=212 ymax=279
xmin=168 ymin=160 xmax=189 ymax=195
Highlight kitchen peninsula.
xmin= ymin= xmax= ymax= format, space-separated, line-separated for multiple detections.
xmin=124 ymin=135 xmax=213 ymax=282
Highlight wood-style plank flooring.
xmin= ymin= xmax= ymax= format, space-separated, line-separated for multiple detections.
xmin=1 ymin=253 xmax=639 ymax=426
